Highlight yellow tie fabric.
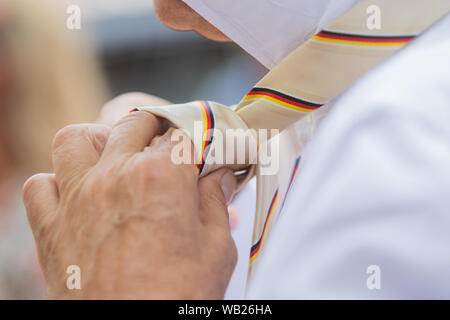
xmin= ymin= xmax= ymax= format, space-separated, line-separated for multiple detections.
xmin=135 ymin=0 xmax=450 ymax=286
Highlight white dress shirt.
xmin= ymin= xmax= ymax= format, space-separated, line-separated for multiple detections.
xmin=182 ymin=0 xmax=450 ymax=299
xmin=183 ymin=0 xmax=361 ymax=69
xmin=247 ymin=13 xmax=450 ymax=299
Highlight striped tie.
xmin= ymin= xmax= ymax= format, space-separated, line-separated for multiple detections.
xmin=135 ymin=0 xmax=450 ymax=287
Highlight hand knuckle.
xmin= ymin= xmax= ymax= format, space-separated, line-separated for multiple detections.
xmin=22 ymin=173 xmax=47 ymax=206
xmin=22 ymin=174 xmax=39 ymax=200
xmin=52 ymin=124 xmax=86 ymax=150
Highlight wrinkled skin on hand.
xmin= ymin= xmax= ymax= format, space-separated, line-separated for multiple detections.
xmin=23 ymin=106 xmax=237 ymax=299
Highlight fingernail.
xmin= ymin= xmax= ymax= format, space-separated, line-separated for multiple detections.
xmin=221 ymin=171 xmax=237 ymax=204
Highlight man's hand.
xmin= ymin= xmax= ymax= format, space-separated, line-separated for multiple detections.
xmin=96 ymin=92 xmax=171 ymax=127
xmin=23 ymin=111 xmax=237 ymax=299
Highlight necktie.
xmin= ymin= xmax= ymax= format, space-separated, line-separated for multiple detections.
xmin=135 ymin=0 xmax=450 ymax=286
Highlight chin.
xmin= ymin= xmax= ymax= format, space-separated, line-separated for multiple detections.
xmin=153 ymin=0 xmax=231 ymax=43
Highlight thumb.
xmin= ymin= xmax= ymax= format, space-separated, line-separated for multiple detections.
xmin=198 ymin=169 xmax=237 ymax=229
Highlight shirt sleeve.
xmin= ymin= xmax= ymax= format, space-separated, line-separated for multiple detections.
xmin=246 ymin=15 xmax=450 ymax=299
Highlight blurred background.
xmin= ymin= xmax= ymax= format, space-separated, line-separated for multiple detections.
xmin=80 ymin=0 xmax=267 ymax=104
xmin=0 ymin=0 xmax=266 ymax=299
